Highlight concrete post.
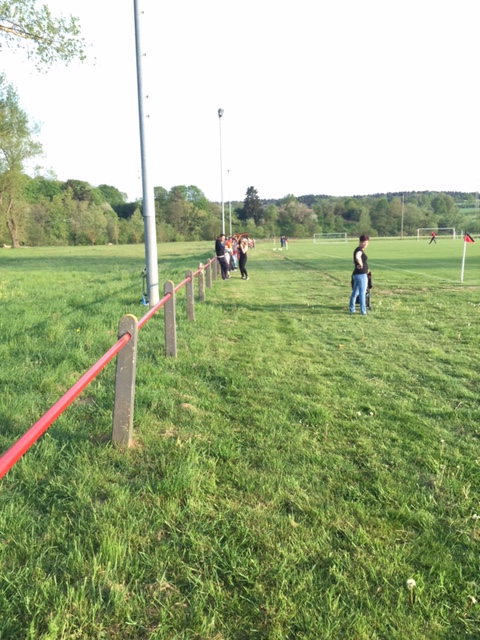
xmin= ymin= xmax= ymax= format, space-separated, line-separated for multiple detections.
xmin=208 ymin=259 xmax=214 ymax=286
xmin=185 ymin=270 xmax=194 ymax=321
xmin=164 ymin=280 xmax=177 ymax=358
xmin=112 ymin=314 xmax=138 ymax=446
xmin=198 ymin=263 xmax=205 ymax=302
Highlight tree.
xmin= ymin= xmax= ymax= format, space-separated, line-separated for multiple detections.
xmin=105 ymin=210 xmax=119 ymax=244
xmin=23 ymin=173 xmax=62 ymax=202
xmin=343 ymin=198 xmax=362 ymax=222
xmin=370 ymin=198 xmax=390 ymax=235
xmin=62 ymin=179 xmax=104 ymax=205
xmin=98 ymin=184 xmax=127 ymax=208
xmin=125 ymin=208 xmax=144 ymax=244
xmin=0 ymin=74 xmax=42 ymax=246
xmin=313 ymin=200 xmax=336 ymax=233
xmin=356 ymin=208 xmax=373 ymax=236
xmin=239 ymin=186 xmax=263 ymax=225
xmin=162 ymin=185 xmax=210 ymax=240
xmin=431 ymin=193 xmax=459 ymax=227
xmin=263 ymin=203 xmax=278 ymax=237
xmin=0 ymin=0 xmax=85 ymax=70
xmin=78 ymin=203 xmax=108 ymax=245
xmin=277 ymin=195 xmax=317 ymax=237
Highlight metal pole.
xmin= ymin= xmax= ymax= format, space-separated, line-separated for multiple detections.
xmin=218 ymin=109 xmax=225 ymax=235
xmin=401 ymin=193 xmax=405 ymax=239
xmin=134 ymin=0 xmax=159 ymax=307
xmin=228 ymin=169 xmax=232 ymax=236
xmin=460 ymin=238 xmax=466 ymax=283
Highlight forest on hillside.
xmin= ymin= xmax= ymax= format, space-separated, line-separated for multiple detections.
xmin=1 ymin=72 xmax=479 ymax=247
xmin=1 ymin=5 xmax=479 ymax=247
xmin=1 ymin=174 xmax=479 ymax=247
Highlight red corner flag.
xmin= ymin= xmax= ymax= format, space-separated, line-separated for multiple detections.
xmin=461 ymin=233 xmax=475 ymax=282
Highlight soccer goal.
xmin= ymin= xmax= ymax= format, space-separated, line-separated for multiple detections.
xmin=417 ymin=228 xmax=457 ymax=241
xmin=313 ymin=232 xmax=347 ymax=243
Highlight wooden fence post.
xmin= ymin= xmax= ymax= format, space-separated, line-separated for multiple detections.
xmin=185 ymin=270 xmax=194 ymax=321
xmin=208 ymin=258 xmax=214 ymax=286
xmin=164 ymin=280 xmax=177 ymax=357
xmin=198 ymin=263 xmax=205 ymax=302
xmin=111 ymin=314 xmax=138 ymax=446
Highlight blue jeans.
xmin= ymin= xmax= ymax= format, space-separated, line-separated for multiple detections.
xmin=350 ymin=273 xmax=368 ymax=314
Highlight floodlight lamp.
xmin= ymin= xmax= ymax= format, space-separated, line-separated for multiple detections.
xmin=218 ymin=108 xmax=224 ymax=118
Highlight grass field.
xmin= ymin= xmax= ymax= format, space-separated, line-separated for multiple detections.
xmin=0 ymin=238 xmax=479 ymax=639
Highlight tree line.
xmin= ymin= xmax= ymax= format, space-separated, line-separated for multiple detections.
xmin=2 ymin=171 xmax=478 ymax=247
xmin=1 ymin=70 xmax=476 ymax=247
xmin=1 ymin=3 xmax=479 ymax=247
xmin=0 ymin=69 xmax=477 ymax=246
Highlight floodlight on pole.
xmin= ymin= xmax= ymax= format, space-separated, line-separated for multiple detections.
xmin=134 ymin=0 xmax=159 ymax=307
xmin=228 ymin=169 xmax=232 ymax=236
xmin=401 ymin=193 xmax=405 ymax=239
xmin=218 ymin=108 xmax=225 ymax=235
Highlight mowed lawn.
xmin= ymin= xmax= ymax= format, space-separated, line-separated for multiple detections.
xmin=0 ymin=238 xmax=479 ymax=639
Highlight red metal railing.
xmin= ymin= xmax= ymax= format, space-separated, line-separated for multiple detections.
xmin=0 ymin=257 xmax=215 ymax=479
xmin=0 ymin=335 xmax=131 ymax=479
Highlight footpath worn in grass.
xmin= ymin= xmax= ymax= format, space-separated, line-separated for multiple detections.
xmin=0 ymin=240 xmax=479 ymax=639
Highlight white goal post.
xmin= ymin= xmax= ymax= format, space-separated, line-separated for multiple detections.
xmin=417 ymin=227 xmax=457 ymax=241
xmin=313 ymin=232 xmax=347 ymax=243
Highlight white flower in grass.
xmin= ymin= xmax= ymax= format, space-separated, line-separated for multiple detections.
xmin=406 ymin=578 xmax=417 ymax=605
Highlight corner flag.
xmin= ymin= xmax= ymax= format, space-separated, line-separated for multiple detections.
xmin=460 ymin=232 xmax=475 ymax=282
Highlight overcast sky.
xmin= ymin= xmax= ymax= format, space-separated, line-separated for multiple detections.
xmin=3 ymin=0 xmax=479 ymax=203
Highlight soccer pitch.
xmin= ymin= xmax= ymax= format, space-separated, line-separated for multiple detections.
xmin=286 ymin=237 xmax=479 ymax=287
xmin=0 ymin=242 xmax=479 ymax=638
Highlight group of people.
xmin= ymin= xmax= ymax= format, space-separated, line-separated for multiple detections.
xmin=217 ymin=230 xmax=370 ymax=313
xmin=215 ymin=234 xmax=249 ymax=281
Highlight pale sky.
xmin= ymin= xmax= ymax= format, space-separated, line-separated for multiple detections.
xmin=3 ymin=0 xmax=479 ymax=203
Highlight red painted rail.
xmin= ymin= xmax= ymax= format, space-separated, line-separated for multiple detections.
xmin=0 ymin=257 xmax=215 ymax=479
xmin=137 ymin=292 xmax=171 ymax=330
xmin=0 ymin=334 xmax=130 ymax=479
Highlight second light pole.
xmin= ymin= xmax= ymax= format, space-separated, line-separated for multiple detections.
xmin=218 ymin=108 xmax=225 ymax=235
xmin=228 ymin=169 xmax=232 ymax=236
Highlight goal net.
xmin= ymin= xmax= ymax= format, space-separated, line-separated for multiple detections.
xmin=313 ymin=232 xmax=347 ymax=243
xmin=417 ymin=228 xmax=457 ymax=241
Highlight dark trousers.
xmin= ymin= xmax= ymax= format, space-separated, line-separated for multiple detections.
xmin=217 ymin=256 xmax=229 ymax=280
xmin=239 ymin=254 xmax=248 ymax=278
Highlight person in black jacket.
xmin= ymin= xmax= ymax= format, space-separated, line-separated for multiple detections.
xmin=215 ymin=234 xmax=230 ymax=280
xmin=238 ymin=237 xmax=249 ymax=279
xmin=349 ymin=234 xmax=369 ymax=315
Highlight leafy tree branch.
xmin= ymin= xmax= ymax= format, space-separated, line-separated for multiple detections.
xmin=0 ymin=0 xmax=85 ymax=70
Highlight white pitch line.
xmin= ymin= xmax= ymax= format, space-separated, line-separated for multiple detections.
xmin=319 ymin=252 xmax=460 ymax=284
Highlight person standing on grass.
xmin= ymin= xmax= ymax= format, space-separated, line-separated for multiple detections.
xmin=349 ymin=234 xmax=369 ymax=315
xmin=230 ymin=236 xmax=238 ymax=270
xmin=215 ymin=233 xmax=230 ymax=280
xmin=238 ymin=237 xmax=249 ymax=280
xmin=429 ymin=231 xmax=436 ymax=244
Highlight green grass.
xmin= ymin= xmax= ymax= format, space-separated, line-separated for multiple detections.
xmin=0 ymin=239 xmax=479 ymax=639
